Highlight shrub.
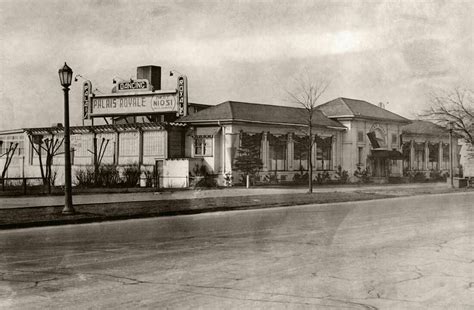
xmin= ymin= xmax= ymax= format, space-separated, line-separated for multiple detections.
xmin=262 ymin=174 xmax=278 ymax=184
xmin=143 ymin=169 xmax=155 ymax=187
xmin=315 ymin=171 xmax=331 ymax=185
xmin=354 ymin=166 xmax=371 ymax=183
xmin=293 ymin=171 xmax=309 ymax=185
xmin=335 ymin=165 xmax=349 ymax=184
xmin=223 ymin=172 xmax=233 ymax=187
xmin=190 ymin=164 xmax=217 ymax=188
xmin=195 ymin=176 xmax=217 ymax=188
xmin=97 ymin=164 xmax=121 ymax=187
xmin=429 ymin=170 xmax=447 ymax=182
xmin=408 ymin=171 xmax=426 ymax=182
xmin=122 ymin=164 xmax=141 ymax=187
xmin=75 ymin=166 xmax=95 ymax=187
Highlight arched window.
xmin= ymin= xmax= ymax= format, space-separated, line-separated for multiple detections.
xmin=374 ymin=129 xmax=386 ymax=148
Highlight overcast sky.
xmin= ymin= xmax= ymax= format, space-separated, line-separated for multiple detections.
xmin=0 ymin=0 xmax=472 ymax=130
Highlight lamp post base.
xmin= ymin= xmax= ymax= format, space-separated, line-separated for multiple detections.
xmin=62 ymin=205 xmax=75 ymax=215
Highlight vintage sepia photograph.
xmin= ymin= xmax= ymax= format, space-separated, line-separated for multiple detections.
xmin=0 ymin=0 xmax=473 ymax=309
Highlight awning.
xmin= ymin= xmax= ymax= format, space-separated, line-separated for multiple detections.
xmin=367 ymin=131 xmax=381 ymax=148
xmin=370 ymin=149 xmax=404 ymax=159
xmin=192 ymin=127 xmax=221 ymax=137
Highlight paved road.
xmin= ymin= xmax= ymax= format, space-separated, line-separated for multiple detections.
xmin=0 ymin=182 xmax=449 ymax=209
xmin=0 ymin=192 xmax=472 ymax=309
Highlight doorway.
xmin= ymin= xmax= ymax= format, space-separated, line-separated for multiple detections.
xmin=154 ymin=160 xmax=164 ymax=188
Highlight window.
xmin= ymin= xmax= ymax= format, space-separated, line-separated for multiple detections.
xmin=428 ymin=142 xmax=439 ymax=170
xmin=402 ymin=142 xmax=411 ymax=170
xmin=414 ymin=142 xmax=425 ymax=170
xmin=0 ymin=134 xmax=24 ymax=157
xmin=442 ymin=143 xmax=449 ymax=169
xmin=374 ymin=129 xmax=386 ymax=147
xmin=119 ymin=132 xmax=139 ymax=157
xmin=143 ymin=131 xmax=165 ymax=157
xmin=268 ymin=134 xmax=287 ymax=171
xmin=358 ymin=147 xmax=364 ymax=165
xmin=293 ymin=135 xmax=309 ymax=171
xmin=194 ymin=137 xmax=213 ymax=156
xmin=316 ymin=136 xmax=332 ymax=170
xmin=357 ymin=131 xmax=364 ymax=142
xmin=391 ymin=133 xmax=398 ymax=145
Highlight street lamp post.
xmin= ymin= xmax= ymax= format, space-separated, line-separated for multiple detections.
xmin=448 ymin=121 xmax=454 ymax=188
xmin=59 ymin=63 xmax=75 ymax=214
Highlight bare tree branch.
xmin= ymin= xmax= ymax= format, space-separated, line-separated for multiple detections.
xmin=285 ymin=71 xmax=331 ymax=193
xmin=419 ymin=88 xmax=474 ymax=144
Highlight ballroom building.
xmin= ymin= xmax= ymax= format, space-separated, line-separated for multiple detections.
xmin=0 ymin=65 xmax=460 ymax=188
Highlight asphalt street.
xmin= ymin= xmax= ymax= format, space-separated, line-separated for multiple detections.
xmin=0 ymin=192 xmax=472 ymax=309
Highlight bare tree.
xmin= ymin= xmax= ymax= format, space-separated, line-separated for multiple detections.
xmin=286 ymin=74 xmax=330 ymax=193
xmin=0 ymin=141 xmax=19 ymax=187
xmin=88 ymin=137 xmax=110 ymax=185
xmin=28 ymin=134 xmax=65 ymax=194
xmin=420 ymin=88 xmax=474 ymax=144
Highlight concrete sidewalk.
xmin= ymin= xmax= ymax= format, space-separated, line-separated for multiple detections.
xmin=0 ymin=182 xmax=449 ymax=209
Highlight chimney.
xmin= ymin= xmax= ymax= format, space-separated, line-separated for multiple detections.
xmin=378 ymin=102 xmax=385 ymax=109
xmin=137 ymin=65 xmax=161 ymax=91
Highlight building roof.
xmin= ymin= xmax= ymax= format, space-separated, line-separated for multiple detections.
xmin=402 ymin=120 xmax=450 ymax=138
xmin=317 ymin=97 xmax=411 ymax=123
xmin=178 ymin=101 xmax=346 ymax=129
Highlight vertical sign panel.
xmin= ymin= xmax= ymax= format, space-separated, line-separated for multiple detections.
xmin=82 ymin=81 xmax=92 ymax=121
xmin=177 ymin=75 xmax=188 ymax=116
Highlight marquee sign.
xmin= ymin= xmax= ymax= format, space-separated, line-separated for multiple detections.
xmin=116 ymin=79 xmax=150 ymax=92
xmin=90 ymin=91 xmax=178 ymax=116
xmin=82 ymin=81 xmax=92 ymax=120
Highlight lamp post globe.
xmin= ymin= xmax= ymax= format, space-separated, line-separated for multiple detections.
xmin=59 ymin=62 xmax=75 ymax=214
xmin=59 ymin=63 xmax=73 ymax=87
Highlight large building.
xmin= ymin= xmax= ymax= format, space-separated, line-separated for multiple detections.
xmin=0 ymin=65 xmax=460 ymax=188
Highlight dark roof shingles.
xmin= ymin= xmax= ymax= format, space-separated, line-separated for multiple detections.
xmin=179 ymin=101 xmax=345 ymax=128
xmin=318 ymin=97 xmax=410 ymax=123
xmin=402 ymin=120 xmax=449 ymax=137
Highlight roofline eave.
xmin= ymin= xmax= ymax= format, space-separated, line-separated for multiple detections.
xmin=327 ymin=115 xmax=411 ymax=124
xmin=181 ymin=118 xmax=346 ymax=130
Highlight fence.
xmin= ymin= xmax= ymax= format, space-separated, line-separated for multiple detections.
xmin=1 ymin=177 xmax=45 ymax=195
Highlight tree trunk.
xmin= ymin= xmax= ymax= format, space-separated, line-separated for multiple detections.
xmin=308 ymin=118 xmax=313 ymax=193
xmin=93 ymin=137 xmax=99 ymax=185
xmin=46 ymin=155 xmax=52 ymax=194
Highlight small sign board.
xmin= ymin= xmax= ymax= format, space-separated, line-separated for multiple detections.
xmin=116 ymin=79 xmax=150 ymax=93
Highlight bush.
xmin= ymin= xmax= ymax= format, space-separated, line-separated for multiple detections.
xmin=429 ymin=170 xmax=448 ymax=182
xmin=354 ymin=166 xmax=371 ymax=183
xmin=143 ymin=169 xmax=155 ymax=187
xmin=405 ymin=170 xmax=426 ymax=182
xmin=122 ymin=164 xmax=141 ymax=187
xmin=315 ymin=171 xmax=331 ymax=185
xmin=262 ymin=174 xmax=278 ymax=184
xmin=75 ymin=166 xmax=95 ymax=187
xmin=293 ymin=171 xmax=309 ymax=185
xmin=190 ymin=164 xmax=217 ymax=188
xmin=223 ymin=172 xmax=233 ymax=187
xmin=335 ymin=165 xmax=349 ymax=184
xmin=97 ymin=164 xmax=121 ymax=187
xmin=195 ymin=176 xmax=217 ymax=188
